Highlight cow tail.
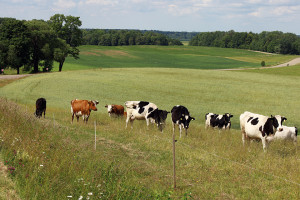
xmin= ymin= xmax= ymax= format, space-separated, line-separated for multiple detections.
xmin=295 ymin=127 xmax=298 ymax=136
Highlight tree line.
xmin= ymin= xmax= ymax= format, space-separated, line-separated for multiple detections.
xmin=189 ymin=30 xmax=300 ymax=55
xmin=82 ymin=29 xmax=183 ymax=46
xmin=0 ymin=14 xmax=82 ymax=74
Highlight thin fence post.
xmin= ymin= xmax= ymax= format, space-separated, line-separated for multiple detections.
xmin=173 ymin=133 xmax=176 ymax=189
xmin=94 ymin=121 xmax=97 ymax=151
xmin=53 ymin=114 xmax=55 ymax=128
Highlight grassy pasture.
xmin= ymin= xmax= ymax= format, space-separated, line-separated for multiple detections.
xmin=52 ymin=45 xmax=297 ymax=71
xmin=1 ymin=65 xmax=300 ymax=199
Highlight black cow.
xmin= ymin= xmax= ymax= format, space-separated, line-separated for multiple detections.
xmin=147 ymin=109 xmax=170 ymax=132
xmin=35 ymin=98 xmax=46 ymax=118
xmin=205 ymin=113 xmax=233 ymax=129
xmin=171 ymin=105 xmax=195 ymax=138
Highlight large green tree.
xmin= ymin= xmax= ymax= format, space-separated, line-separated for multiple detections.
xmin=48 ymin=14 xmax=82 ymax=71
xmin=0 ymin=18 xmax=30 ymax=74
xmin=25 ymin=20 xmax=57 ymax=73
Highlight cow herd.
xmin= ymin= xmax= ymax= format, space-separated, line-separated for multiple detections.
xmin=34 ymin=98 xmax=298 ymax=151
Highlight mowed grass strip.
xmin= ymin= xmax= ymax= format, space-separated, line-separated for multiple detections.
xmin=53 ymin=45 xmax=298 ymax=71
xmin=1 ymin=67 xmax=300 ymax=199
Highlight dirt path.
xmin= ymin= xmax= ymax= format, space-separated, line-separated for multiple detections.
xmin=219 ymin=57 xmax=300 ymax=71
xmin=0 ymin=74 xmax=31 ymax=80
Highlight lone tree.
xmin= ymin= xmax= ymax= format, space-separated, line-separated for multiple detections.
xmin=48 ymin=14 xmax=82 ymax=72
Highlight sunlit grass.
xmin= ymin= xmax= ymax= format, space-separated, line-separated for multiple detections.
xmin=1 ymin=65 xmax=300 ymax=199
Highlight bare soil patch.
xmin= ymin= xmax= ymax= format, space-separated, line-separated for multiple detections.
xmin=0 ymin=74 xmax=31 ymax=80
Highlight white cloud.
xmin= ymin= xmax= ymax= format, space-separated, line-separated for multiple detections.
xmin=53 ymin=0 xmax=77 ymax=10
xmin=82 ymin=0 xmax=118 ymax=6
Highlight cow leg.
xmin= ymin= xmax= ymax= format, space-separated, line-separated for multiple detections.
xmin=179 ymin=125 xmax=182 ymax=138
xmin=185 ymin=128 xmax=188 ymax=136
xmin=77 ymin=116 xmax=79 ymax=122
xmin=125 ymin=116 xmax=129 ymax=128
xmin=72 ymin=114 xmax=74 ymax=124
xmin=261 ymin=137 xmax=268 ymax=152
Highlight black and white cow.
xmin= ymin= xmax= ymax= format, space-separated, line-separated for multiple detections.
xmin=125 ymin=101 xmax=168 ymax=131
xmin=205 ymin=113 xmax=233 ymax=129
xmin=240 ymin=111 xmax=287 ymax=151
xmin=171 ymin=105 xmax=195 ymax=138
xmin=147 ymin=109 xmax=170 ymax=132
xmin=35 ymin=98 xmax=46 ymax=118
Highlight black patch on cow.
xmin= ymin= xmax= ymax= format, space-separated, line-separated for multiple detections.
xmin=137 ymin=101 xmax=149 ymax=114
xmin=147 ymin=109 xmax=170 ymax=131
xmin=148 ymin=107 xmax=154 ymax=113
xmin=272 ymin=117 xmax=279 ymax=129
xmin=263 ymin=117 xmax=276 ymax=136
xmin=251 ymin=117 xmax=259 ymax=125
xmin=133 ymin=105 xmax=136 ymax=109
xmin=209 ymin=113 xmax=232 ymax=129
xmin=247 ymin=117 xmax=253 ymax=123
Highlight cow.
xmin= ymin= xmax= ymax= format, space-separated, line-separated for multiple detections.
xmin=147 ymin=109 xmax=170 ymax=132
xmin=35 ymin=98 xmax=46 ymax=118
xmin=267 ymin=126 xmax=297 ymax=144
xmin=71 ymin=99 xmax=99 ymax=123
xmin=105 ymin=104 xmax=126 ymax=117
xmin=240 ymin=111 xmax=287 ymax=151
xmin=125 ymin=101 xmax=166 ymax=130
xmin=171 ymin=105 xmax=195 ymax=138
xmin=205 ymin=113 xmax=233 ymax=129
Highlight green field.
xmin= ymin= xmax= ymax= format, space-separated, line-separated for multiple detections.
xmin=52 ymin=45 xmax=297 ymax=71
xmin=1 ymin=45 xmax=300 ymax=199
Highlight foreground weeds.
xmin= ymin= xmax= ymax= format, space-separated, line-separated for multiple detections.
xmin=0 ymin=98 xmax=171 ymax=199
xmin=1 ymin=97 xmax=300 ymax=199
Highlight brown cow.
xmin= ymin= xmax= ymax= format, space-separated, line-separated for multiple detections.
xmin=105 ymin=104 xmax=126 ymax=117
xmin=71 ymin=99 xmax=99 ymax=123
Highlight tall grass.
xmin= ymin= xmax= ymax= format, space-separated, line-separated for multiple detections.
xmin=0 ymin=98 xmax=172 ymax=199
xmin=1 ymin=66 xmax=300 ymax=199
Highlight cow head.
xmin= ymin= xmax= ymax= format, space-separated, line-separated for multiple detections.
xmin=89 ymin=100 xmax=98 ymax=111
xmin=182 ymin=115 xmax=195 ymax=129
xmin=271 ymin=115 xmax=287 ymax=132
xmin=105 ymin=104 xmax=113 ymax=113
xmin=224 ymin=113 xmax=233 ymax=128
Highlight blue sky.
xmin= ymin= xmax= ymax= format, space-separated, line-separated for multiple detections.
xmin=1 ymin=0 xmax=300 ymax=34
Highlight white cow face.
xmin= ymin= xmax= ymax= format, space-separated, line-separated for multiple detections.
xmin=105 ymin=105 xmax=113 ymax=113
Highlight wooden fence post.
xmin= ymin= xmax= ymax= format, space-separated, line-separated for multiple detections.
xmin=173 ymin=133 xmax=176 ymax=189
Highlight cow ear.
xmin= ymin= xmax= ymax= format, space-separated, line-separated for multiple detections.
xmin=270 ymin=115 xmax=273 ymax=118
xmin=282 ymin=117 xmax=287 ymax=122
xmin=105 ymin=105 xmax=108 ymax=108
xmin=191 ymin=117 xmax=195 ymax=121
xmin=231 ymin=115 xmax=233 ymax=118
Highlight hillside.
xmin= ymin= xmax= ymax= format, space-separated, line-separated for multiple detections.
xmin=1 ymin=46 xmax=300 ymax=199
